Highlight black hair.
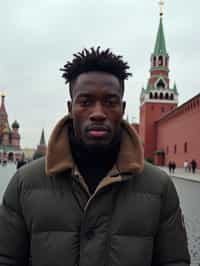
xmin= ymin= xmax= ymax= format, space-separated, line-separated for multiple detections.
xmin=60 ymin=47 xmax=132 ymax=97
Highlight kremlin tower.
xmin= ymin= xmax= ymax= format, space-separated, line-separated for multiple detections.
xmin=139 ymin=1 xmax=178 ymax=162
xmin=33 ymin=129 xmax=47 ymax=159
xmin=0 ymin=92 xmax=22 ymax=161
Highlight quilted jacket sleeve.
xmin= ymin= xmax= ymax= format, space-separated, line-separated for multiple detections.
xmin=152 ymin=177 xmax=190 ymax=266
xmin=0 ymin=171 xmax=29 ymax=266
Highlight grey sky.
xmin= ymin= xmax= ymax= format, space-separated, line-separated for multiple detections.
xmin=1 ymin=0 xmax=199 ymax=148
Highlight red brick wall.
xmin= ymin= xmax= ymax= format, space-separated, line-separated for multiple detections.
xmin=156 ymin=95 xmax=200 ymax=168
xmin=150 ymin=69 xmax=168 ymax=76
xmin=140 ymin=102 xmax=177 ymax=160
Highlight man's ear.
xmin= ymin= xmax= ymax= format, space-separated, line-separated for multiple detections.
xmin=122 ymin=101 xmax=126 ymax=115
xmin=67 ymin=101 xmax=72 ymax=116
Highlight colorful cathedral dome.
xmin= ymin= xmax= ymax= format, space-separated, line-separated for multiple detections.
xmin=2 ymin=126 xmax=10 ymax=134
xmin=12 ymin=120 xmax=20 ymax=129
xmin=0 ymin=93 xmax=21 ymax=160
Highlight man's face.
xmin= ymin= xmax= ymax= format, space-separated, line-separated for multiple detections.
xmin=68 ymin=71 xmax=125 ymax=149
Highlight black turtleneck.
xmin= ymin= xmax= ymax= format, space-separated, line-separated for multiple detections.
xmin=69 ymin=126 xmax=121 ymax=194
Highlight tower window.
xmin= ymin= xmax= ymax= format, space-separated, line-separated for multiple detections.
xmin=165 ymin=93 xmax=169 ymax=99
xmin=158 ymin=56 xmax=163 ymax=66
xmin=153 ymin=56 xmax=156 ymax=67
xmin=157 ymin=79 xmax=165 ymax=90
xmin=184 ymin=142 xmax=188 ymax=153
xmin=170 ymin=94 xmax=174 ymax=100
xmin=174 ymin=144 xmax=177 ymax=154
xmin=150 ymin=92 xmax=153 ymax=99
xmin=155 ymin=92 xmax=158 ymax=99
xmin=160 ymin=92 xmax=163 ymax=99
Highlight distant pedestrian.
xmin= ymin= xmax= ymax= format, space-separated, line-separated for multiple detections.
xmin=2 ymin=160 xmax=7 ymax=167
xmin=168 ymin=161 xmax=172 ymax=174
xmin=191 ymin=159 xmax=197 ymax=174
xmin=172 ymin=161 xmax=176 ymax=174
xmin=16 ymin=154 xmax=26 ymax=169
xmin=188 ymin=162 xmax=191 ymax=172
xmin=184 ymin=160 xmax=188 ymax=172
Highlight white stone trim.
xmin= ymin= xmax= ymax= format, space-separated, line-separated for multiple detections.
xmin=140 ymin=99 xmax=178 ymax=106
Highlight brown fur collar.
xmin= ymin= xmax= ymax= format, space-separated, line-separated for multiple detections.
xmin=45 ymin=116 xmax=144 ymax=176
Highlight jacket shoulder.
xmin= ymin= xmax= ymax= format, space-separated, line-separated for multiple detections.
xmin=16 ymin=157 xmax=47 ymax=189
xmin=143 ymin=161 xmax=169 ymax=182
xmin=134 ymin=161 xmax=173 ymax=196
xmin=17 ymin=157 xmax=46 ymax=177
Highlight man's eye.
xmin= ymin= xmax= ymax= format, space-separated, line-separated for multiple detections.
xmin=80 ymin=99 xmax=91 ymax=106
xmin=106 ymin=99 xmax=118 ymax=106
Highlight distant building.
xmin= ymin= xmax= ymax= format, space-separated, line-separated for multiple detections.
xmin=22 ymin=148 xmax=36 ymax=161
xmin=0 ymin=93 xmax=22 ymax=161
xmin=137 ymin=6 xmax=200 ymax=168
xmin=33 ymin=129 xmax=47 ymax=159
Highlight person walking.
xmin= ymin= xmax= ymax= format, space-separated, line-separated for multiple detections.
xmin=172 ymin=161 xmax=176 ymax=174
xmin=0 ymin=47 xmax=190 ymax=266
xmin=16 ymin=154 xmax=26 ymax=169
xmin=168 ymin=160 xmax=172 ymax=174
xmin=188 ymin=161 xmax=192 ymax=172
xmin=184 ymin=160 xmax=188 ymax=172
xmin=191 ymin=159 xmax=197 ymax=174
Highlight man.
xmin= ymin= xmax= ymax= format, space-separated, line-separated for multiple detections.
xmin=0 ymin=47 xmax=190 ymax=266
xmin=184 ymin=160 xmax=188 ymax=172
xmin=191 ymin=159 xmax=197 ymax=174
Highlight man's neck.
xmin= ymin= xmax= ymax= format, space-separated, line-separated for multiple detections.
xmin=69 ymin=127 xmax=122 ymax=193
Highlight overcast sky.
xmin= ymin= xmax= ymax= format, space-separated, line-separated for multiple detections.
xmin=0 ymin=0 xmax=199 ymax=148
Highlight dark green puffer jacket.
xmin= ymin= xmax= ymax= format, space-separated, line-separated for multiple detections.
xmin=0 ymin=116 xmax=190 ymax=266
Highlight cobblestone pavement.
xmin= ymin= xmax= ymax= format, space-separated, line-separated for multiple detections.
xmin=159 ymin=167 xmax=200 ymax=183
xmin=160 ymin=167 xmax=200 ymax=266
xmin=185 ymin=217 xmax=200 ymax=265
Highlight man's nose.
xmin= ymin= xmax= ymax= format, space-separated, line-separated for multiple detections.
xmin=89 ymin=103 xmax=106 ymax=121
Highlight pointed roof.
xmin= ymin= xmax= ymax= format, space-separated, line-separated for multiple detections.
xmin=153 ymin=17 xmax=167 ymax=56
xmin=0 ymin=93 xmax=6 ymax=113
xmin=39 ymin=129 xmax=46 ymax=145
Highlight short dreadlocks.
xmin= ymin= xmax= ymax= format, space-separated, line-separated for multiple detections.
xmin=60 ymin=47 xmax=132 ymax=97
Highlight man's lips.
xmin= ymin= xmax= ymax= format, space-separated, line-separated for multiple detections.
xmin=87 ymin=130 xmax=108 ymax=137
xmin=86 ymin=126 xmax=110 ymax=138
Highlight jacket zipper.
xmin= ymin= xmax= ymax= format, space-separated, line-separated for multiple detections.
xmin=75 ymin=173 xmax=126 ymax=266
xmin=105 ymin=184 xmax=121 ymax=266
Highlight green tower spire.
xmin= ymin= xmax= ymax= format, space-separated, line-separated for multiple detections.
xmin=40 ymin=129 xmax=46 ymax=145
xmin=153 ymin=17 xmax=167 ymax=56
